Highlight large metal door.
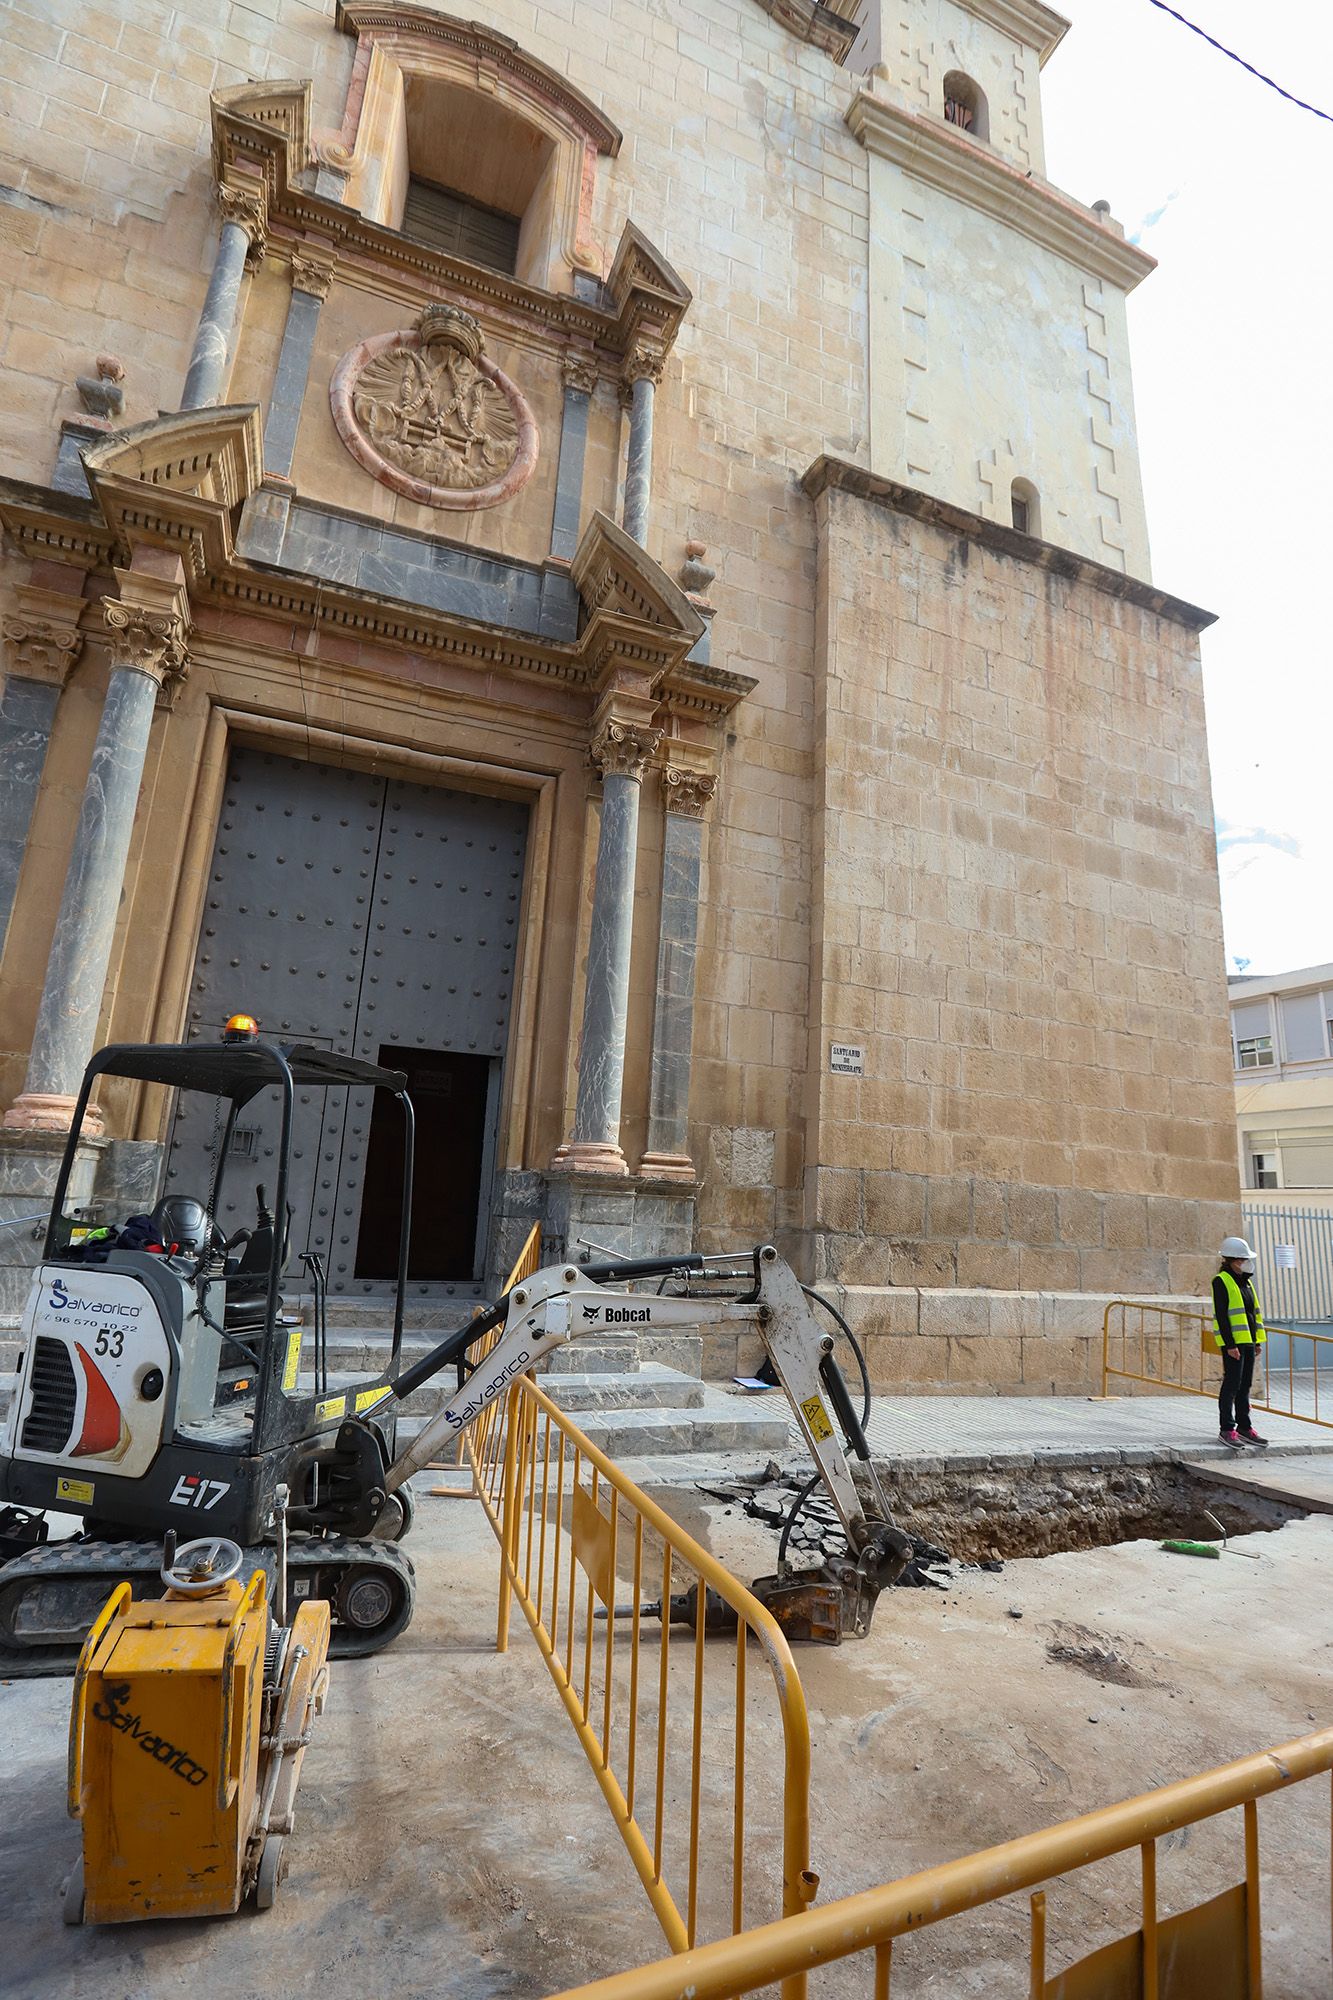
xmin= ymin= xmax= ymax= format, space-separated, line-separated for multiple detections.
xmin=329 ymin=773 xmax=527 ymax=1297
xmin=167 ymin=749 xmax=527 ymax=1296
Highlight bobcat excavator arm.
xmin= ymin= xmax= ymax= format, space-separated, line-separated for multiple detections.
xmin=378 ymin=1243 xmax=911 ymax=1641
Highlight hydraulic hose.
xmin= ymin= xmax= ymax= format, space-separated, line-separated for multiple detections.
xmin=777 ymin=1286 xmax=874 ymax=1559
xmin=800 ymin=1284 xmax=871 ymax=1426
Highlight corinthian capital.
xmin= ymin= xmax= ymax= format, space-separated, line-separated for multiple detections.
xmin=101 ymin=598 xmax=189 ymax=691
xmin=661 ymin=764 xmax=718 ymax=819
xmin=622 ymin=342 xmax=666 ymax=394
xmin=290 ymin=247 xmax=335 ymax=300
xmin=217 ymin=179 xmax=268 ymax=260
xmin=562 ymin=349 xmax=600 ymax=396
xmin=590 ymin=716 xmax=662 ymax=782
xmin=2 ymin=586 xmax=86 ymax=690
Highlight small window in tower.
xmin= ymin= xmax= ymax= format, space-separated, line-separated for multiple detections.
xmin=1011 ymin=478 xmax=1040 ymax=537
xmin=401 ymin=177 xmax=522 ymax=276
xmin=943 ymin=72 xmax=988 ymax=143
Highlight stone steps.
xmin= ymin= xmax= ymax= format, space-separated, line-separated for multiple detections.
xmin=559 ymin=1391 xmax=791 ymax=1461
xmin=538 ymin=1365 xmax=705 ymax=1413
xmin=294 ymin=1361 xmax=707 ymax=1421
xmin=296 ymin=1295 xmax=484 ymax=1330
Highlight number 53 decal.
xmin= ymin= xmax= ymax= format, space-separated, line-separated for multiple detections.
xmin=94 ymin=1328 xmax=125 ymax=1359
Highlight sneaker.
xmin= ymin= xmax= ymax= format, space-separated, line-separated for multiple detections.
xmin=1219 ymin=1428 xmax=1244 ymax=1449
xmin=1238 ymin=1427 xmax=1268 ymax=1447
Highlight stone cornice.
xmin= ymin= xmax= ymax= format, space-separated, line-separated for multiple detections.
xmin=953 ymin=0 xmax=1069 ymax=63
xmin=212 ymin=94 xmax=687 ymax=379
xmin=0 ymin=455 xmax=746 ymax=715
xmin=801 ymin=456 xmax=1216 ymax=631
xmin=846 ymin=90 xmax=1155 ymax=294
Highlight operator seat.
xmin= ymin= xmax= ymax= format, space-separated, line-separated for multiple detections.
xmin=148 ymin=1195 xmax=214 ymax=1259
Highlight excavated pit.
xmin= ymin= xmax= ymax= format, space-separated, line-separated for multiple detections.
xmin=697 ymin=1459 xmax=1303 ymax=1580
xmin=875 ymin=1459 xmax=1302 ymax=1563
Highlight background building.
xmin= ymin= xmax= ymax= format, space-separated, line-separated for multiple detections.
xmin=0 ymin=0 xmax=1240 ymax=1388
xmin=1230 ymin=963 xmax=1333 ymax=1198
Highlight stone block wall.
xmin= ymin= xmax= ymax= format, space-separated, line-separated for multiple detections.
xmin=0 ymin=0 xmax=351 ymax=469
xmin=835 ymin=1282 xmax=1198 ymax=1397
xmin=803 ymin=466 xmax=1241 ymax=1302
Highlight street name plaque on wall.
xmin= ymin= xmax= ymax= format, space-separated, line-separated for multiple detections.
xmin=829 ymin=1043 xmax=864 ymax=1076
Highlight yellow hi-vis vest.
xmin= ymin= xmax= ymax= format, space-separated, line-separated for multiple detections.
xmin=1212 ymin=1269 xmax=1266 ymax=1350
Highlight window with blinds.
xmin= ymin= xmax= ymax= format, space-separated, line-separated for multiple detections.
xmin=1279 ymin=1136 xmax=1333 ymax=1188
xmin=401 ymin=177 xmax=522 ymax=275
xmin=1280 ymin=991 xmax=1328 ymax=1063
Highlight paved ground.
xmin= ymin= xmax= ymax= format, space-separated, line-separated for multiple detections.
xmin=1187 ymin=1451 xmax=1333 ymax=1516
xmin=3 ymin=1407 xmax=1332 ymax=1999
xmin=614 ymin=1389 xmax=1333 ymax=1489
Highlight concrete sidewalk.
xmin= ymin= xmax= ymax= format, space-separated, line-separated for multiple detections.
xmin=616 ymin=1389 xmax=1333 ymax=1488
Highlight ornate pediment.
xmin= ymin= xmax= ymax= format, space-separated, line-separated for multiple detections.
xmin=81 ymin=407 xmax=264 ymax=507
xmin=750 ymin=0 xmax=860 ymax=63
xmin=211 ymin=80 xmax=312 ymax=174
xmin=603 ymin=223 xmax=692 ymax=379
xmin=77 ymin=407 xmax=264 ymax=579
xmin=572 ymin=512 xmax=704 ymax=643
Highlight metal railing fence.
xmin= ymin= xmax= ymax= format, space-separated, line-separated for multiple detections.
xmin=1241 ymin=1202 xmax=1333 ymax=1324
xmin=1101 ymin=1300 xmax=1333 ymax=1429
xmin=455 ymin=1228 xmax=816 ymax=1977
xmin=547 ymin=1724 xmax=1333 ymax=2000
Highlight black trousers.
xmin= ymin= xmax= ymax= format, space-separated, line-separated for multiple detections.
xmin=1219 ymin=1345 xmax=1258 ymax=1432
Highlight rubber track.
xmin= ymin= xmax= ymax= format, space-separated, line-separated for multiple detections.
xmin=0 ymin=1535 xmax=416 ymax=1678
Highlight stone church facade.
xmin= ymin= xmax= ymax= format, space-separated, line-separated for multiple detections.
xmin=0 ymin=0 xmax=1240 ymax=1386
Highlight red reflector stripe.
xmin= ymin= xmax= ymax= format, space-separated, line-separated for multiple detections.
xmin=71 ymin=1343 xmax=126 ymax=1458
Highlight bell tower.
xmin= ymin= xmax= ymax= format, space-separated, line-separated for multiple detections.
xmin=849 ymin=0 xmax=1154 ymax=577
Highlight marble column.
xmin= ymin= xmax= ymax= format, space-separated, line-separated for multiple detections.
xmin=239 ymin=245 xmax=336 ymax=563
xmin=3 ymin=568 xmax=188 ymax=1135
xmin=639 ymin=765 xmax=717 ymax=1180
xmin=550 ymin=352 xmax=597 ymax=562
xmin=179 ymin=183 xmax=265 ymax=412
xmin=0 ymin=586 xmax=86 ymax=959
xmin=263 ymin=248 xmax=335 ymax=478
xmin=554 ymin=710 xmax=661 ymax=1176
xmin=620 ymin=347 xmax=663 ymax=548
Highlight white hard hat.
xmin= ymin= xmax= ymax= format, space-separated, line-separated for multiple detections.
xmin=1220 ymin=1236 xmax=1254 ymax=1261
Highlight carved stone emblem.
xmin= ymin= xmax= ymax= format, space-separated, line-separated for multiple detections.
xmin=330 ymin=304 xmax=539 ymax=511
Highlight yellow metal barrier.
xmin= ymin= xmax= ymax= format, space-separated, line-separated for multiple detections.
xmin=549 ymin=1724 xmax=1333 ymax=2000
xmin=455 ymin=1240 xmax=815 ymax=1972
xmin=1102 ymin=1299 xmax=1333 ymax=1430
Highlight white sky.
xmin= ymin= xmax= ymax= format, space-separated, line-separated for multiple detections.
xmin=1039 ymin=0 xmax=1333 ymax=978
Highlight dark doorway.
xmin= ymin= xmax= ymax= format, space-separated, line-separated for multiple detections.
xmin=355 ymin=1047 xmax=496 ymax=1281
xmin=171 ymin=749 xmax=528 ymax=1297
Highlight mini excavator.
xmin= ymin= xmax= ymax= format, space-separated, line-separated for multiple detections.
xmin=1 ymin=1024 xmax=910 ymax=1922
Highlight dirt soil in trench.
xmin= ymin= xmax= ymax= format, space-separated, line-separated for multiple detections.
xmin=1 ymin=1485 xmax=1329 ymax=1999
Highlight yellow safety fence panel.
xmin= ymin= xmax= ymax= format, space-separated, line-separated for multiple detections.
xmin=454 ymin=1224 xmax=816 ymax=1983
xmin=549 ymin=1723 xmax=1333 ymax=2000
xmin=1102 ymin=1300 xmax=1333 ymax=1430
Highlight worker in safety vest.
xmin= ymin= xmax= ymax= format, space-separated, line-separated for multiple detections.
xmin=1211 ymin=1237 xmax=1267 ymax=1450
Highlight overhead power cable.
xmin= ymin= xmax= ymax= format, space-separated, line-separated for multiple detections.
xmin=1144 ymin=0 xmax=1333 ymax=124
